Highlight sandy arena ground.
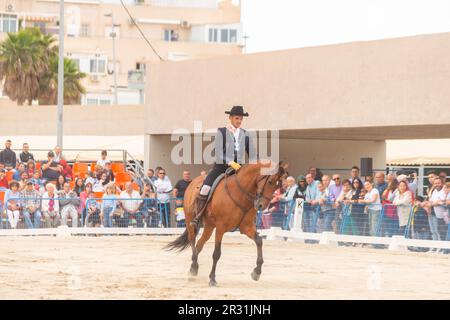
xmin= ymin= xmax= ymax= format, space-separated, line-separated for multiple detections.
xmin=0 ymin=235 xmax=448 ymax=299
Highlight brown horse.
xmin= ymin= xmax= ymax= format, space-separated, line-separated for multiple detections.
xmin=165 ymin=160 xmax=288 ymax=286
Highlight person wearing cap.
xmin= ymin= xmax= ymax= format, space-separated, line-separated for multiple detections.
xmin=294 ymin=175 xmax=307 ymax=199
xmin=189 ymin=105 xmax=258 ymax=232
xmin=41 ymin=151 xmax=62 ymax=183
xmin=20 ymin=181 xmax=42 ymax=229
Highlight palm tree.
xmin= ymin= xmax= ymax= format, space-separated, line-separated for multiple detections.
xmin=0 ymin=28 xmax=48 ymax=105
xmin=38 ymin=56 xmax=86 ymax=105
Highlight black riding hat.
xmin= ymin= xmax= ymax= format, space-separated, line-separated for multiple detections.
xmin=225 ymin=105 xmax=249 ymax=117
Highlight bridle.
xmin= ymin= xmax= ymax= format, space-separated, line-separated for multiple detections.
xmin=225 ymin=166 xmax=282 ymax=215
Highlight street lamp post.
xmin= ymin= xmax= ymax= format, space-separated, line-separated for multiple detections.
xmin=105 ymin=13 xmax=118 ymax=105
xmin=57 ymin=0 xmax=64 ymax=148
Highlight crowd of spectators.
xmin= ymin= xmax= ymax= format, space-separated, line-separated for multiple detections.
xmin=262 ymin=165 xmax=450 ymax=251
xmin=0 ymin=140 xmax=193 ymax=229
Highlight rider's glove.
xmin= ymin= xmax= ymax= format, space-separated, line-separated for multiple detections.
xmin=228 ymin=161 xmax=241 ymax=171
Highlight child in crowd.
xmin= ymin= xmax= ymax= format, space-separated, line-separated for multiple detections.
xmin=86 ymin=191 xmax=101 ymax=227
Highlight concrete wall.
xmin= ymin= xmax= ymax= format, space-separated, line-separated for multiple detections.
xmin=0 ymin=103 xmax=144 ymax=136
xmin=145 ymin=133 xmax=386 ymax=180
xmin=146 ymin=32 xmax=450 ymax=139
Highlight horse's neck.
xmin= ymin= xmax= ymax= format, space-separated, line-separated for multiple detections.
xmin=235 ymin=164 xmax=261 ymax=192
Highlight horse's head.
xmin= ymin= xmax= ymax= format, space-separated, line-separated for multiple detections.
xmin=254 ymin=161 xmax=289 ymax=211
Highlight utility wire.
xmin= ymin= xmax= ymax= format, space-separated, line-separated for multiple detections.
xmin=119 ymin=0 xmax=165 ymax=61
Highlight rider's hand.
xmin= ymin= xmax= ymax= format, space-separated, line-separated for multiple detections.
xmin=228 ymin=161 xmax=241 ymax=171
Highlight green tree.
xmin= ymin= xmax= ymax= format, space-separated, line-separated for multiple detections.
xmin=39 ymin=56 xmax=86 ymax=105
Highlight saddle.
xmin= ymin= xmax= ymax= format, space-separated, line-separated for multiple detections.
xmin=206 ymin=167 xmax=236 ymax=202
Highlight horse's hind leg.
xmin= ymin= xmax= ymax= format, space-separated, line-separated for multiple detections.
xmin=190 ymin=223 xmax=215 ymax=276
xmin=209 ymin=228 xmax=224 ymax=287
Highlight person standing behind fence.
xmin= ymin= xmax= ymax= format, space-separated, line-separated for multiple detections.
xmin=19 ymin=143 xmax=34 ymax=163
xmin=280 ymin=176 xmax=297 ymax=230
xmin=119 ymin=182 xmax=143 ymax=228
xmin=59 ymin=182 xmax=80 ymax=228
xmin=304 ymin=173 xmax=319 ymax=234
xmin=101 ymin=183 xmax=117 ymax=228
xmin=141 ymin=182 xmax=158 ymax=227
xmin=429 ymin=178 xmax=448 ymax=242
xmin=374 ymin=172 xmax=387 ymax=196
xmin=4 ymin=181 xmax=21 ymax=229
xmin=0 ymin=140 xmax=17 ymax=172
xmin=173 ymin=171 xmax=191 ymax=228
xmin=20 ymin=181 xmax=42 ymax=229
xmin=154 ymin=168 xmax=172 ymax=227
xmin=316 ymin=180 xmax=334 ymax=232
xmin=392 ymin=181 xmax=413 ymax=235
xmin=381 ymin=179 xmax=399 ymax=237
xmin=41 ymin=183 xmax=60 ymax=228
xmin=349 ymin=166 xmax=361 ymax=184
xmin=359 ymin=181 xmax=382 ymax=238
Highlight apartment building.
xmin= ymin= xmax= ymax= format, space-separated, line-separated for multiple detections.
xmin=0 ymin=0 xmax=243 ymax=105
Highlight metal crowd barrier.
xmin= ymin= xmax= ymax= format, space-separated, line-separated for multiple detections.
xmin=258 ymin=199 xmax=450 ymax=244
xmin=1 ymin=196 xmax=185 ymax=229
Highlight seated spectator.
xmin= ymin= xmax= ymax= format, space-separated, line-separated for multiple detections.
xmin=30 ymin=171 xmax=44 ymax=193
xmin=41 ymin=183 xmax=60 ymax=228
xmin=0 ymin=169 xmax=9 ymax=189
xmin=55 ymin=174 xmax=66 ymax=192
xmin=20 ymin=181 xmax=42 ymax=229
xmin=27 ymin=160 xmax=36 ymax=177
xmin=101 ymin=183 xmax=117 ymax=228
xmin=438 ymin=171 xmax=447 ymax=183
xmin=119 ymin=182 xmax=143 ymax=228
xmin=96 ymin=150 xmax=108 ymax=168
xmin=4 ymin=181 xmax=21 ymax=229
xmin=41 ymin=151 xmax=62 ymax=183
xmin=86 ymin=192 xmax=101 ymax=227
xmin=85 ymin=171 xmax=96 ymax=186
xmin=146 ymin=169 xmax=156 ymax=183
xmin=94 ymin=165 xmax=104 ymax=180
xmin=80 ymin=182 xmax=93 ymax=217
xmin=73 ymin=177 xmax=85 ymax=196
xmin=0 ymin=140 xmax=17 ymax=171
xmin=18 ymin=171 xmax=29 ymax=191
xmin=93 ymin=172 xmax=108 ymax=192
xmin=392 ymin=180 xmax=413 ymax=235
xmin=59 ymin=182 xmax=80 ymax=228
xmin=13 ymin=163 xmax=26 ymax=181
xmin=19 ymin=143 xmax=34 ymax=163
xmin=59 ymin=160 xmax=73 ymax=181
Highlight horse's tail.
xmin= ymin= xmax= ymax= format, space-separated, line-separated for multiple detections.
xmin=164 ymin=228 xmax=190 ymax=252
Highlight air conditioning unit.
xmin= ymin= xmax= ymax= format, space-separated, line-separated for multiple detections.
xmin=180 ymin=20 xmax=190 ymax=28
xmin=5 ymin=4 xmax=15 ymax=12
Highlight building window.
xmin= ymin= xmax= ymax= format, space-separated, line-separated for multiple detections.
xmin=90 ymin=58 xmax=106 ymax=74
xmin=229 ymin=29 xmax=237 ymax=43
xmin=1 ymin=14 xmax=18 ymax=33
xmin=208 ymin=28 xmax=218 ymax=42
xmin=86 ymin=98 xmax=98 ymax=105
xmin=99 ymin=99 xmax=111 ymax=105
xmin=80 ymin=24 xmax=90 ymax=37
xmin=164 ymin=29 xmax=178 ymax=42
xmin=220 ymin=29 xmax=229 ymax=43
xmin=136 ymin=62 xmax=146 ymax=72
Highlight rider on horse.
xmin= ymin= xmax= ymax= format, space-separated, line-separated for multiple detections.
xmin=189 ymin=105 xmax=257 ymax=232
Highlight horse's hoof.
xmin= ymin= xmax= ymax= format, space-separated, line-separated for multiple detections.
xmin=189 ymin=267 xmax=198 ymax=276
xmin=209 ymin=279 xmax=217 ymax=287
xmin=251 ymin=270 xmax=261 ymax=281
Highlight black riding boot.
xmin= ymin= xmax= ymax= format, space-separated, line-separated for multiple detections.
xmin=189 ymin=193 xmax=208 ymax=232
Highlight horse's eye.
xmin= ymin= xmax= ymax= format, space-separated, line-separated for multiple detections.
xmin=268 ymin=181 xmax=273 ymax=185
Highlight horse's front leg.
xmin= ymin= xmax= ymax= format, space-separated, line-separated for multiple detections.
xmin=190 ymin=223 xmax=215 ymax=276
xmin=251 ymin=231 xmax=264 ymax=281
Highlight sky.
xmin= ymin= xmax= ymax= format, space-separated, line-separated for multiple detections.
xmin=241 ymin=0 xmax=450 ymax=53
